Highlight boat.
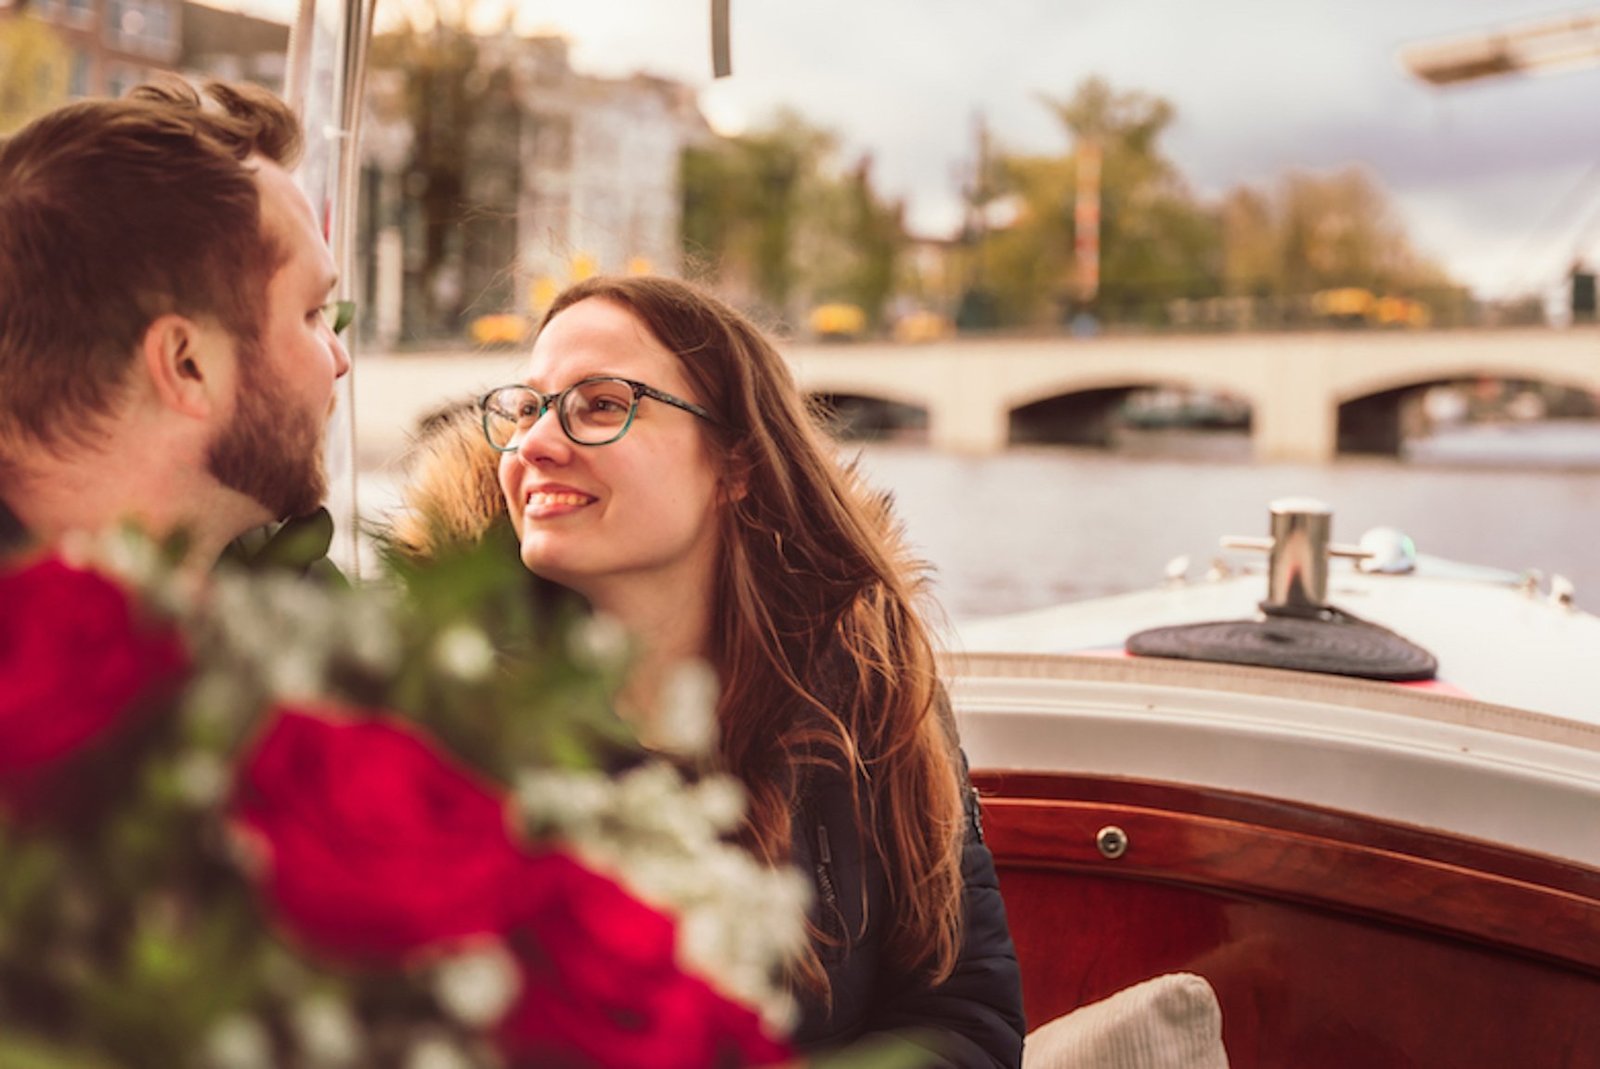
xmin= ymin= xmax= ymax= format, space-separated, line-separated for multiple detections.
xmin=944 ymin=498 xmax=1600 ymax=1067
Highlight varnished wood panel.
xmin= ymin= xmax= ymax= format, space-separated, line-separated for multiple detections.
xmin=974 ymin=773 xmax=1600 ymax=1068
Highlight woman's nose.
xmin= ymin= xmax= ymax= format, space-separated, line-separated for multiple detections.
xmin=515 ymin=403 xmax=571 ymax=462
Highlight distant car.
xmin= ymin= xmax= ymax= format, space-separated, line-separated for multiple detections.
xmin=809 ymin=303 xmax=866 ymax=341
xmin=1373 ymin=295 xmax=1431 ymax=328
xmin=893 ymin=309 xmax=953 ymax=343
xmin=1311 ymin=288 xmax=1430 ymax=328
xmin=470 ymin=313 xmax=531 ymax=346
xmin=1311 ymin=287 xmax=1375 ymax=324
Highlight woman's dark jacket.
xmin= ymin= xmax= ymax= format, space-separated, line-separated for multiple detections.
xmin=787 ymin=731 xmax=1026 ymax=1068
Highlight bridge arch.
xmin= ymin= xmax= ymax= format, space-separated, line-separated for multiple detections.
xmin=1334 ymin=364 xmax=1600 ymax=407
xmin=1004 ymin=374 xmax=1258 ymax=448
xmin=1005 ymin=372 xmax=1266 ymax=414
xmin=1334 ymin=364 xmax=1600 ymax=455
xmin=805 ymin=388 xmax=930 ymax=441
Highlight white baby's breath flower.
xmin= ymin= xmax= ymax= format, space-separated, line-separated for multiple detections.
xmin=202 ymin=1014 xmax=274 ymax=1069
xmin=58 ymin=526 xmax=153 ymax=585
xmin=569 ymin=612 xmax=630 ymax=668
xmin=514 ymin=770 xmax=613 ymax=835
xmin=433 ymin=943 xmax=522 ymax=1027
xmin=653 ymin=659 xmax=719 ymax=757
xmin=173 ymin=750 xmax=228 ymax=807
xmin=403 ymin=1035 xmax=476 ymax=1069
xmin=265 ymin=644 xmax=326 ymax=699
xmin=291 ymin=995 xmax=362 ymax=1068
xmin=345 ymin=596 xmax=402 ymax=672
xmin=692 ymin=774 xmax=747 ymax=832
xmin=433 ymin=622 xmax=496 ymax=680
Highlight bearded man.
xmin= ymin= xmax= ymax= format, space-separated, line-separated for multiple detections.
xmin=0 ymin=78 xmax=351 ymax=572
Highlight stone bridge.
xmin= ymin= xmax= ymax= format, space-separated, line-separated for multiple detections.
xmin=784 ymin=327 xmax=1600 ymax=461
xmin=350 ymin=327 xmax=1600 ymax=465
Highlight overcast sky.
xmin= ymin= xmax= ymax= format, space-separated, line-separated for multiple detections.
xmin=257 ymin=0 xmax=1600 ymax=298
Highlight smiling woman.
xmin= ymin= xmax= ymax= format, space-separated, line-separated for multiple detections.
xmin=396 ymin=274 xmax=1028 ymax=1066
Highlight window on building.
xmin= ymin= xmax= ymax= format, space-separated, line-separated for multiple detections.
xmin=103 ymin=0 xmax=174 ymax=57
xmin=531 ymin=114 xmax=573 ymax=168
xmin=105 ymin=63 xmax=142 ymax=99
xmin=67 ymin=48 xmax=90 ymax=98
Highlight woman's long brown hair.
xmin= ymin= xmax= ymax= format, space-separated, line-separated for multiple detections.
xmin=542 ymin=276 xmax=965 ymax=997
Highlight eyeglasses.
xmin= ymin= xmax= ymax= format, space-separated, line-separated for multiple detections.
xmin=319 ymin=299 xmax=356 ymax=335
xmin=479 ymin=376 xmax=717 ymax=450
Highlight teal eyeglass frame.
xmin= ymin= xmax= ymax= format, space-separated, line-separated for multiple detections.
xmin=479 ymin=376 xmax=717 ymax=451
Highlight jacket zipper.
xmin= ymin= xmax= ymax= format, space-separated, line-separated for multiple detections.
xmin=814 ymin=822 xmax=847 ymax=958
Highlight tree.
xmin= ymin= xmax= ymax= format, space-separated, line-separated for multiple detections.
xmin=1221 ymin=167 xmax=1465 ymax=324
xmin=369 ymin=0 xmax=501 ymax=339
xmin=978 ymin=77 xmax=1220 ymax=327
xmin=1219 ymin=186 xmax=1278 ymax=299
xmin=682 ymin=111 xmax=904 ymax=327
xmin=682 ymin=110 xmax=832 ymax=320
xmin=802 ymin=155 xmax=903 ymax=329
xmin=984 ymin=153 xmax=1074 ymax=326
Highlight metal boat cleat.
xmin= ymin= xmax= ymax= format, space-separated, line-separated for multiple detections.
xmin=1222 ymin=497 xmax=1372 ymax=619
xmin=1128 ymin=498 xmax=1439 ymax=682
xmin=1550 ymin=574 xmax=1577 ymax=609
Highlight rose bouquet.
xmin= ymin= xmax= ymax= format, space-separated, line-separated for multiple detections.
xmin=0 ymin=530 xmax=807 ymax=1068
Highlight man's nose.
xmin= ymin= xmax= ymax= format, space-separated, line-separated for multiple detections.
xmin=332 ymin=334 xmax=352 ymax=378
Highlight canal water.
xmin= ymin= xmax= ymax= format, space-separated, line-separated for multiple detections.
xmin=848 ymin=422 xmax=1600 ymax=619
xmin=351 ymin=421 xmax=1600 ymax=617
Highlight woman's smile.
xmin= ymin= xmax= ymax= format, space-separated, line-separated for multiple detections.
xmin=522 ymin=482 xmax=598 ymax=519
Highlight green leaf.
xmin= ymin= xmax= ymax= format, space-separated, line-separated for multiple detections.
xmin=0 ymin=1035 xmax=123 ymax=1069
xmin=806 ymin=1031 xmax=949 ymax=1069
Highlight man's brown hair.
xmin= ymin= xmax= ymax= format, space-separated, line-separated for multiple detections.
xmin=0 ymin=79 xmax=303 ymax=457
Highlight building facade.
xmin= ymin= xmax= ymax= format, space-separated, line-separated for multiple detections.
xmin=1 ymin=0 xmax=181 ymax=130
xmin=368 ymin=31 xmax=711 ymax=342
xmin=2 ymin=6 xmax=709 ymax=346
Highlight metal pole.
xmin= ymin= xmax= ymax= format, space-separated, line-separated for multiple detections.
xmin=711 ymin=0 xmax=731 ymax=77
xmin=283 ymin=0 xmax=317 ymax=114
xmin=330 ymin=0 xmax=376 ymax=578
xmin=287 ymin=0 xmax=377 ymax=578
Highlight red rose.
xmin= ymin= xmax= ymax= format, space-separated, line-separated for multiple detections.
xmin=232 ymin=706 xmax=527 ymax=961
xmin=0 ymin=556 xmax=187 ymax=818
xmin=498 ymin=851 xmax=792 ymax=1069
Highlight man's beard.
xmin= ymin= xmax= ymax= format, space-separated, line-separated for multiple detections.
xmin=206 ymin=340 xmax=327 ymax=521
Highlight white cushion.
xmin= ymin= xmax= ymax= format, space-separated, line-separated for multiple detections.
xmin=1022 ymin=973 xmax=1230 ymax=1069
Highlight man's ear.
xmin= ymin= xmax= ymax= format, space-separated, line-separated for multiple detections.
xmin=141 ymin=314 xmax=226 ymax=419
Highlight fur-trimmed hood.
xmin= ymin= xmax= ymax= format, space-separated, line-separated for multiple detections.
xmin=386 ymin=400 xmax=509 ymax=563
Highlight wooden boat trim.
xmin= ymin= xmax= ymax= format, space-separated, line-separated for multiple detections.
xmin=974 ymin=780 xmax=1600 ymax=974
